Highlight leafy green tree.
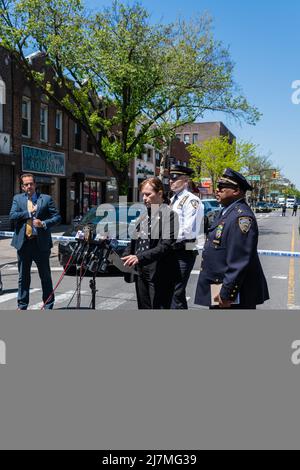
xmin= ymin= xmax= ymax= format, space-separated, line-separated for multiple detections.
xmin=0 ymin=0 xmax=260 ymax=193
xmin=188 ymin=136 xmax=250 ymax=190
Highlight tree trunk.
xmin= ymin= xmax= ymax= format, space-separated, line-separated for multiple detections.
xmin=116 ymin=169 xmax=130 ymax=197
xmin=159 ymin=147 xmax=168 ymax=181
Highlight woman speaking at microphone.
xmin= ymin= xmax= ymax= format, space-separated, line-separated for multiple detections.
xmin=122 ymin=177 xmax=179 ymax=309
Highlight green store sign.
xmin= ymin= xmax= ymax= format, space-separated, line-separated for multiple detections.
xmin=22 ymin=145 xmax=65 ymax=176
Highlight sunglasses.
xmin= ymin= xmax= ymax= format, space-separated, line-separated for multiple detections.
xmin=216 ymin=184 xmax=237 ymax=191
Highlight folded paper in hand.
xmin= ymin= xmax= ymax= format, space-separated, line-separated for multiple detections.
xmin=211 ymin=284 xmax=240 ymax=306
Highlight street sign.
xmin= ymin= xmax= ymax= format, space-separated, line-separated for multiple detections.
xmin=247 ymin=175 xmax=261 ymax=181
xmin=200 ymin=178 xmax=212 ymax=189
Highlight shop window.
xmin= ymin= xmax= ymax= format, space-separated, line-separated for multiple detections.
xmin=83 ymin=180 xmax=102 ymax=214
xmin=22 ymin=97 xmax=31 ymax=138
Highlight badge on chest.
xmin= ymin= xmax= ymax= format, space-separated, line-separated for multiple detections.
xmin=213 ymin=222 xmax=225 ymax=245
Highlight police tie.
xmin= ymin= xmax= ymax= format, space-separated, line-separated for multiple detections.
xmin=26 ymin=197 xmax=34 ymax=238
xmin=170 ymin=194 xmax=178 ymax=208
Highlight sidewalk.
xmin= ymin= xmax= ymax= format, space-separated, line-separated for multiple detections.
xmin=0 ymin=224 xmax=71 ymax=266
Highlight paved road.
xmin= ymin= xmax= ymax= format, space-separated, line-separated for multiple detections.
xmin=0 ymin=211 xmax=299 ymax=310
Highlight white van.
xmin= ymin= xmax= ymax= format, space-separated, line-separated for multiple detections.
xmin=286 ymin=198 xmax=296 ymax=208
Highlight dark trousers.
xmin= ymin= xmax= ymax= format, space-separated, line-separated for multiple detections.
xmin=292 ymin=210 xmax=297 ymax=216
xmin=171 ymin=250 xmax=198 ymax=309
xmin=135 ymin=272 xmax=173 ymax=309
xmin=17 ymin=239 xmax=54 ymax=310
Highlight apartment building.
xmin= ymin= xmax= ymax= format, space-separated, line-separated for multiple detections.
xmin=0 ymin=48 xmax=117 ymax=227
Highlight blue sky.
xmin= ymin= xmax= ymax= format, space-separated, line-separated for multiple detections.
xmin=85 ymin=0 xmax=300 ymax=187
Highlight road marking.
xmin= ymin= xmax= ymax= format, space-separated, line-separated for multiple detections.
xmin=6 ymin=266 xmax=63 ymax=272
xmin=96 ymin=292 xmax=135 ymax=310
xmin=0 ymin=288 xmax=41 ymax=304
xmin=28 ymin=290 xmax=88 ymax=310
xmin=272 ymin=276 xmax=287 ymax=280
xmin=287 ymin=225 xmax=295 ymax=309
xmin=114 ymin=292 xmax=135 ymax=300
xmin=97 ymin=299 xmax=128 ymax=310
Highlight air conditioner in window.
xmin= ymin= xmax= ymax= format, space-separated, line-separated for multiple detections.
xmin=0 ymin=132 xmax=11 ymax=154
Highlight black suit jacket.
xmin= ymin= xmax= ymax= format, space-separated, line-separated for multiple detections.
xmin=123 ymin=204 xmax=179 ymax=283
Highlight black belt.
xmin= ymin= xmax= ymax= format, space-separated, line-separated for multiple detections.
xmin=174 ymin=240 xmax=196 ymax=250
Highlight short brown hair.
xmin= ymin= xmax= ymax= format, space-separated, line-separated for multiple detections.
xmin=139 ymin=177 xmax=164 ymax=193
xmin=140 ymin=177 xmax=170 ymax=204
xmin=20 ymin=173 xmax=36 ymax=184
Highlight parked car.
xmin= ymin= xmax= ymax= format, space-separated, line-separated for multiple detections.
xmin=201 ymin=199 xmax=221 ymax=232
xmin=58 ymin=203 xmax=145 ymax=273
xmin=270 ymin=203 xmax=281 ymax=209
xmin=255 ymin=202 xmax=272 ymax=213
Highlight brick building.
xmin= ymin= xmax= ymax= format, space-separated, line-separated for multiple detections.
xmin=0 ymin=47 xmax=14 ymax=228
xmin=0 ymin=48 xmax=117 ymax=228
xmin=170 ymin=121 xmax=236 ymax=167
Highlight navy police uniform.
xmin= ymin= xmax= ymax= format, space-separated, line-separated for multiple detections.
xmin=194 ymin=169 xmax=269 ymax=309
xmin=169 ymin=165 xmax=204 ymax=309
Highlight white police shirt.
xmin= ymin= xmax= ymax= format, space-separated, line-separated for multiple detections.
xmin=170 ymin=189 xmax=203 ymax=241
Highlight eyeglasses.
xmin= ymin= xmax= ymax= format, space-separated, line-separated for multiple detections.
xmin=22 ymin=182 xmax=34 ymax=187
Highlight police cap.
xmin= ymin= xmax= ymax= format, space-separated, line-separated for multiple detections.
xmin=169 ymin=164 xmax=194 ymax=181
xmin=218 ymin=168 xmax=253 ymax=192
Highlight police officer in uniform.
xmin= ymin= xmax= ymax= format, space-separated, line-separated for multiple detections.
xmin=169 ymin=165 xmax=204 ymax=309
xmin=194 ymin=168 xmax=269 ymax=309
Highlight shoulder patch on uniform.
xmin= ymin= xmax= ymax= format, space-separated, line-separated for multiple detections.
xmin=238 ymin=216 xmax=252 ymax=233
xmin=178 ymin=195 xmax=189 ymax=209
xmin=190 ymin=199 xmax=199 ymax=209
